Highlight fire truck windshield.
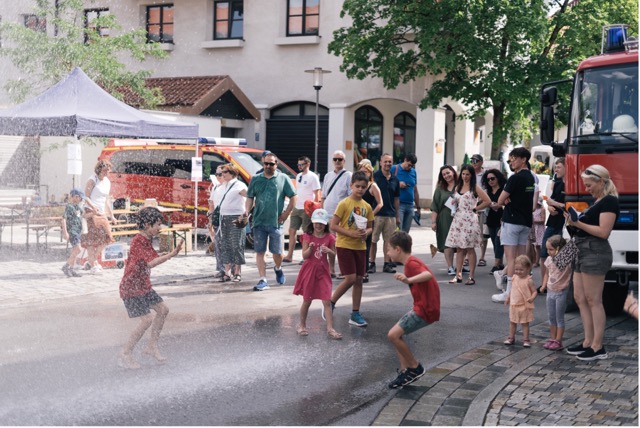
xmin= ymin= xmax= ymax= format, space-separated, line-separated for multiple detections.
xmin=571 ymin=62 xmax=638 ymax=144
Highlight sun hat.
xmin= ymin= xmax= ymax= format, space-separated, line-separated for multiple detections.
xmin=310 ymin=208 xmax=330 ymax=225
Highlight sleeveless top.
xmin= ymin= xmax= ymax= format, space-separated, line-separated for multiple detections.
xmin=363 ymin=183 xmax=377 ymax=210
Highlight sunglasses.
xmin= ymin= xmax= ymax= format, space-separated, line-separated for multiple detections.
xmin=263 ymin=162 xmax=277 ymax=167
xmin=584 ymin=169 xmax=601 ymax=179
xmin=298 ymin=175 xmax=302 ymax=183
xmin=487 ymin=176 xmax=497 ymax=181
xmin=333 ymin=158 xmax=344 ymax=162
xmin=471 ymin=159 xmax=479 ymax=163
xmin=297 ymin=163 xmax=307 ymax=167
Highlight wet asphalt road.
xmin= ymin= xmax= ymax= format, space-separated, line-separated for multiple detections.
xmin=0 ymin=255 xmax=549 ymax=425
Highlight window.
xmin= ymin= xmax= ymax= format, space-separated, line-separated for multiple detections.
xmin=146 ymin=4 xmax=174 ymax=44
xmin=214 ymin=1 xmax=243 ymax=40
xmin=287 ymin=0 xmax=319 ymax=36
xmin=23 ymin=14 xmax=46 ymax=32
xmin=355 ymin=106 xmax=383 ymax=170
xmin=393 ymin=113 xmax=416 ymax=164
xmin=84 ymin=8 xmax=110 ymax=42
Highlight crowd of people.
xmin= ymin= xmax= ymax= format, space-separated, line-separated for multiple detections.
xmin=59 ymin=147 xmax=626 ymax=382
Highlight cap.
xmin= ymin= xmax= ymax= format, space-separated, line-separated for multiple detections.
xmin=261 ymin=150 xmax=272 ymax=158
xmin=310 ymin=208 xmax=330 ymax=225
xmin=69 ymin=188 xmax=85 ymax=199
xmin=471 ymin=154 xmax=483 ymax=162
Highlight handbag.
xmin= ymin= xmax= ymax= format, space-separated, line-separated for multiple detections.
xmin=211 ymin=182 xmax=236 ymax=228
xmin=553 ymin=237 xmax=578 ymax=271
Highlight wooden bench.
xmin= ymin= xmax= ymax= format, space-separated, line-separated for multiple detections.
xmin=111 ymin=223 xmax=192 ymax=255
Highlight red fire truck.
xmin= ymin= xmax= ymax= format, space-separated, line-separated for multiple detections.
xmin=540 ymin=24 xmax=638 ymax=314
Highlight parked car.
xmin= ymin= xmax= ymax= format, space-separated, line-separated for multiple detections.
xmin=99 ymin=139 xmax=297 ymax=236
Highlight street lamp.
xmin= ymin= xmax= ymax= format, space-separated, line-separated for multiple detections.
xmin=304 ymin=67 xmax=331 ymax=173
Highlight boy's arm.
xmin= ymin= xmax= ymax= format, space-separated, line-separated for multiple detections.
xmin=147 ymin=240 xmax=183 ymax=268
xmin=394 ymin=269 xmax=433 ymax=285
xmin=330 ymin=214 xmax=357 ymax=238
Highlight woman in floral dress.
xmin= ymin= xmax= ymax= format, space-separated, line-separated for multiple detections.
xmin=445 ymin=164 xmax=491 ymax=285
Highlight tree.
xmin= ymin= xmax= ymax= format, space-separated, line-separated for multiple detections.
xmin=0 ymin=0 xmax=167 ymax=108
xmin=328 ymin=0 xmax=638 ymax=159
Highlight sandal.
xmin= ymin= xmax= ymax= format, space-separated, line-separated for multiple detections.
xmin=465 ymin=277 xmax=476 ymax=285
xmin=504 ymin=337 xmax=515 ymax=346
xmin=523 ymin=339 xmax=531 ymax=348
xmin=478 ymin=259 xmax=487 ymax=267
xmin=449 ymin=275 xmax=462 ymax=284
xmin=232 ymin=274 xmax=241 ymax=282
xmin=218 ymin=274 xmax=231 ymax=283
xmin=297 ymin=327 xmax=309 ymax=336
xmin=327 ymin=329 xmax=343 ymax=340
xmin=363 ymin=274 xmax=369 ymax=283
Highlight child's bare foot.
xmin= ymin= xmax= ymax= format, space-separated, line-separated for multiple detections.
xmin=143 ymin=347 xmax=167 ymax=363
xmin=327 ymin=328 xmax=342 ymax=340
xmin=297 ymin=326 xmax=309 ymax=336
xmin=118 ymin=352 xmax=141 ymax=369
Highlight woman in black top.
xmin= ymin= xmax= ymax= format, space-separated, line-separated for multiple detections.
xmin=481 ymin=169 xmax=507 ymax=273
xmin=564 ymin=165 xmax=619 ymax=362
xmin=539 ymin=158 xmax=566 ymax=290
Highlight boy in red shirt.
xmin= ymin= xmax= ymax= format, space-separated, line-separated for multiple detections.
xmin=386 ymin=231 xmax=441 ymax=388
xmin=118 ymin=207 xmax=183 ymax=369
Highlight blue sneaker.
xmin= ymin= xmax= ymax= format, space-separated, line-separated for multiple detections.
xmin=321 ymin=302 xmax=336 ymax=321
xmin=349 ymin=311 xmax=368 ymax=327
xmin=274 ymin=267 xmax=285 ymax=285
xmin=253 ymin=279 xmax=269 ymax=291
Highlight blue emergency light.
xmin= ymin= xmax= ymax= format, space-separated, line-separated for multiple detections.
xmin=602 ymin=24 xmax=628 ymax=54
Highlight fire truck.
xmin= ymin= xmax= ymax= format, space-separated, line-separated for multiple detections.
xmin=539 ymin=24 xmax=638 ymax=314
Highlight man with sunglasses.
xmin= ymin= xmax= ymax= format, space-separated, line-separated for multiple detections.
xmin=322 ymin=150 xmax=352 ymax=278
xmin=284 ymin=156 xmax=321 ymax=263
xmin=245 ymin=153 xmax=297 ymax=291
xmin=391 ymin=153 xmax=420 ymax=233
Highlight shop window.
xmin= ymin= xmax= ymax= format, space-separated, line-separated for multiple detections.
xmin=393 ymin=112 xmax=416 ymax=164
xmin=287 ymin=0 xmax=319 ymax=36
xmin=355 ymin=106 xmax=383 ymax=170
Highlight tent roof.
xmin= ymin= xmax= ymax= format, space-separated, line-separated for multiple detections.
xmin=0 ymin=67 xmax=199 ymax=139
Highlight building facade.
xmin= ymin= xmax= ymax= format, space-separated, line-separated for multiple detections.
xmin=0 ymin=0 xmax=493 ymax=205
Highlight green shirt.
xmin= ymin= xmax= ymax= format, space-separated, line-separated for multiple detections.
xmin=64 ymin=203 xmax=83 ymax=236
xmin=247 ymin=171 xmax=296 ymax=228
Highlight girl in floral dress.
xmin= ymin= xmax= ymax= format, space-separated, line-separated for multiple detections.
xmin=445 ymin=164 xmax=491 ymax=285
xmin=293 ymin=209 xmax=342 ymax=339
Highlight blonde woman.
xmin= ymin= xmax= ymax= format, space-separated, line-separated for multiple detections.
xmin=564 ymin=165 xmax=619 ymax=361
xmin=358 ymin=160 xmax=383 ymax=281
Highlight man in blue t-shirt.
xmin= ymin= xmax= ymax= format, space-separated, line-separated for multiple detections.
xmin=370 ymin=153 xmax=400 ymax=273
xmin=391 ymin=153 xmax=420 ymax=233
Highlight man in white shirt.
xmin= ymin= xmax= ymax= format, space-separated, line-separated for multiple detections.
xmin=471 ymin=154 xmax=489 ymax=267
xmin=322 ymin=150 xmax=352 ymax=277
xmin=284 ymin=156 xmax=321 ymax=263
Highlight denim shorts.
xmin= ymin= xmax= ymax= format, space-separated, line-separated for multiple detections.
xmin=252 ymin=225 xmax=283 ymax=254
xmin=123 ymin=289 xmax=163 ymax=318
xmin=500 ymin=222 xmax=531 ymax=246
xmin=574 ymin=236 xmax=612 ymax=275
xmin=398 ymin=310 xmax=430 ymax=335
xmin=69 ymin=232 xmax=81 ymax=247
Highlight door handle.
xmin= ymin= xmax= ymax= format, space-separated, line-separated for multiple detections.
xmin=180 ymin=184 xmax=192 ymax=189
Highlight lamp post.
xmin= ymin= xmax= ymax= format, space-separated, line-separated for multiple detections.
xmin=304 ymin=67 xmax=331 ymax=173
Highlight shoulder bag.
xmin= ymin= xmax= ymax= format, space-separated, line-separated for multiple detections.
xmin=324 ymin=170 xmax=346 ymax=199
xmin=211 ymin=182 xmax=236 ymax=228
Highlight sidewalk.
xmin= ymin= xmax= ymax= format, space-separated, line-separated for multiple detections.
xmin=1 ymin=218 xmax=638 ymax=426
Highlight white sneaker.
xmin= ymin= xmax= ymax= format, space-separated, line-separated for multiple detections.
xmin=493 ymin=270 xmax=505 ymax=290
xmin=447 ymin=266 xmax=456 ymax=276
xmin=492 ymin=290 xmax=508 ymax=303
xmin=91 ymin=266 xmax=103 ymax=275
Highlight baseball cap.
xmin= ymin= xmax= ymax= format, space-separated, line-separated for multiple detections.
xmin=310 ymin=208 xmax=330 ymax=225
xmin=471 ymin=154 xmax=483 ymax=162
xmin=69 ymin=188 xmax=85 ymax=199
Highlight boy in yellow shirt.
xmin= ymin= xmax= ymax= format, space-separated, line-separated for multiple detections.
xmin=329 ymin=171 xmax=374 ymax=327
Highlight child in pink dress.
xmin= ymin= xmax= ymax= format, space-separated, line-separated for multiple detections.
xmin=293 ymin=209 xmax=342 ymax=339
xmin=504 ymin=255 xmax=538 ymax=347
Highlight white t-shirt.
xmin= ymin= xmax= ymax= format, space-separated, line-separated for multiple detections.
xmin=216 ymin=179 xmax=248 ymax=216
xmin=88 ymin=174 xmax=111 ymax=215
xmin=294 ymin=170 xmax=321 ymax=209
xmin=322 ymin=169 xmax=352 ymax=216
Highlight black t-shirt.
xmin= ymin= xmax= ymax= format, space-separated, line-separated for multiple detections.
xmin=546 ymin=177 xmax=565 ymax=228
xmin=373 ymin=169 xmax=400 ymax=217
xmin=501 ymin=170 xmax=535 ymax=227
xmin=486 ymin=187 xmax=504 ymax=228
xmin=575 ymin=195 xmax=619 ymax=237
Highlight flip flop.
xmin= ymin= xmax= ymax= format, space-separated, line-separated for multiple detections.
xmin=478 ymin=259 xmax=487 ymax=267
xmin=297 ymin=327 xmax=309 ymax=336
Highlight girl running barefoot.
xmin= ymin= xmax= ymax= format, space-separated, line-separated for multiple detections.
xmin=540 ymin=235 xmax=573 ymax=350
xmin=293 ymin=209 xmax=342 ymax=340
xmin=118 ymin=207 xmax=183 ymax=369
xmin=504 ymin=255 xmax=538 ymax=347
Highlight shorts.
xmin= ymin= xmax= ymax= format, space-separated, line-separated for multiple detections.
xmin=540 ymin=225 xmax=563 ymax=258
xmin=398 ymin=310 xmax=430 ymax=335
xmin=372 ymin=216 xmax=396 ymax=243
xmin=289 ymin=207 xmax=311 ymax=231
xmin=500 ymin=222 xmax=531 ymax=246
xmin=252 ymin=225 xmax=283 ymax=254
xmin=123 ymin=289 xmax=163 ymax=318
xmin=336 ymin=247 xmax=366 ymax=277
xmin=69 ymin=232 xmax=81 ymax=247
xmin=574 ymin=236 xmax=612 ymax=275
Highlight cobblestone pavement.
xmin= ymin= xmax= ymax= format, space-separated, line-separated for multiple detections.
xmin=373 ymin=313 xmax=638 ymax=426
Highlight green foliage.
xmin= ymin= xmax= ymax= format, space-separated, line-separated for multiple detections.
xmin=329 ymin=0 xmax=638 ymax=158
xmin=0 ymin=0 xmax=166 ymax=108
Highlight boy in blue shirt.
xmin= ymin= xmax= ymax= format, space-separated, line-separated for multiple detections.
xmin=61 ymin=188 xmax=85 ymax=277
xmin=391 ymin=154 xmax=420 ymax=233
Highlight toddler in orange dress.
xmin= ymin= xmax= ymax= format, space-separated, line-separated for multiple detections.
xmin=504 ymin=255 xmax=538 ymax=347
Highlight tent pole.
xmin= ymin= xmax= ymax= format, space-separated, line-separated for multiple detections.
xmin=193 ymin=138 xmax=199 ymax=252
